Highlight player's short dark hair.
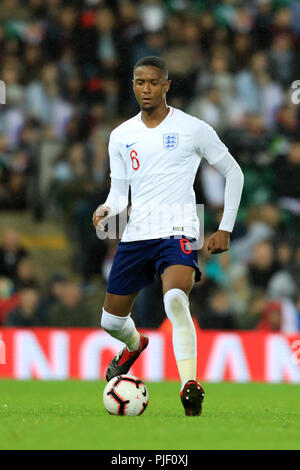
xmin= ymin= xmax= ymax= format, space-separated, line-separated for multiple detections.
xmin=133 ymin=56 xmax=168 ymax=79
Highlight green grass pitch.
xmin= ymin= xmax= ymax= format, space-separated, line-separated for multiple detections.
xmin=0 ymin=380 xmax=299 ymax=450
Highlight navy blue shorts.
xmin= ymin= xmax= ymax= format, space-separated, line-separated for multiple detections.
xmin=107 ymin=236 xmax=201 ymax=295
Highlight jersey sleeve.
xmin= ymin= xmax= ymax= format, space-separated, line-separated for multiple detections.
xmin=103 ymin=131 xmax=128 ymax=217
xmin=192 ymin=119 xmax=229 ymax=165
xmin=213 ymin=152 xmax=244 ymax=233
xmin=108 ymin=131 xmax=127 ymax=180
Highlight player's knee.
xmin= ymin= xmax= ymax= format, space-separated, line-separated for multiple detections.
xmin=101 ymin=308 xmax=127 ymax=332
xmin=163 ymin=288 xmax=191 ymax=326
xmin=103 ymin=292 xmax=137 ymax=317
xmin=164 ymin=288 xmax=189 ymax=311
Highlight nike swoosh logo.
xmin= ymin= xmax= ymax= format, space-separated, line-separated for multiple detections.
xmin=126 ymin=142 xmax=138 ymax=148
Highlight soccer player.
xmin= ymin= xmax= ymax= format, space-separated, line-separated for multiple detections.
xmin=93 ymin=56 xmax=244 ymax=416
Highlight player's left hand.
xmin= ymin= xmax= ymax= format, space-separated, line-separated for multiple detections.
xmin=207 ymin=230 xmax=230 ymax=255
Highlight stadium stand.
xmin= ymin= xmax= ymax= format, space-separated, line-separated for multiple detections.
xmin=0 ymin=0 xmax=299 ymax=331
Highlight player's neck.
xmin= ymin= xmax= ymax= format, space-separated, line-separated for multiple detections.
xmin=140 ymin=103 xmax=170 ymax=129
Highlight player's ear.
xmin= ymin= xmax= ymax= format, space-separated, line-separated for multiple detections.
xmin=165 ymin=80 xmax=171 ymax=93
xmin=132 ymin=78 xmax=136 ymax=95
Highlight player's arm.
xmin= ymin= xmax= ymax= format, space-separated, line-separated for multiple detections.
xmin=92 ymin=133 xmax=128 ymax=232
xmin=193 ymin=120 xmax=244 ymax=254
xmin=207 ymin=152 xmax=244 ymax=254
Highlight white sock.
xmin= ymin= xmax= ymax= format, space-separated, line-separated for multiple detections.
xmin=163 ymin=288 xmax=197 ymax=387
xmin=101 ymin=308 xmax=140 ymax=351
xmin=178 ymin=359 xmax=198 ymax=391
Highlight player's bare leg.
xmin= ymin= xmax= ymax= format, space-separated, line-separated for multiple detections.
xmin=103 ymin=292 xmax=138 ymax=317
xmin=161 ymin=264 xmax=195 ymax=296
xmin=101 ymin=292 xmax=149 ymax=381
xmin=161 ymin=265 xmax=205 ymax=416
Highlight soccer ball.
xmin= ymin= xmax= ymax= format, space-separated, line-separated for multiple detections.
xmin=103 ymin=374 xmax=149 ymax=416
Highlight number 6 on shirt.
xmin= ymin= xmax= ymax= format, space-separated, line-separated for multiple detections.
xmin=130 ymin=150 xmax=140 ymax=171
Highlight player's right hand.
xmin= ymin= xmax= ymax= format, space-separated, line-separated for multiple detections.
xmin=92 ymin=205 xmax=111 ymax=232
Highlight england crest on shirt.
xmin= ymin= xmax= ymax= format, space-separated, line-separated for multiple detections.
xmin=163 ymin=133 xmax=179 ymax=151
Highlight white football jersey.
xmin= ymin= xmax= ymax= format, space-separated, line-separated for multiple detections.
xmin=108 ymin=107 xmax=229 ymax=242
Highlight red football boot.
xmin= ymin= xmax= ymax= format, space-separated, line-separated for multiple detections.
xmin=180 ymin=380 xmax=205 ymax=416
xmin=106 ymin=333 xmax=149 ymax=382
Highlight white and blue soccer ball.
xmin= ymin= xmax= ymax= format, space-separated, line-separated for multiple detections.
xmin=103 ymin=374 xmax=149 ymax=416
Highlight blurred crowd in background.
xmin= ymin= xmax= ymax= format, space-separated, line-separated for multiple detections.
xmin=0 ymin=0 xmax=300 ymax=331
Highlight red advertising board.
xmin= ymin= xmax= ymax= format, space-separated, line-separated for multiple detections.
xmin=0 ymin=325 xmax=300 ymax=383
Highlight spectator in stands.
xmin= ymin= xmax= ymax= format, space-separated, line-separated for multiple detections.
xmin=14 ymin=257 xmax=39 ymax=291
xmin=247 ymin=240 xmax=280 ymax=289
xmin=52 ymin=142 xmax=91 ymax=216
xmin=268 ymin=270 xmax=297 ymax=302
xmin=0 ymin=276 xmax=20 ymax=325
xmin=42 ymin=273 xmax=66 ymax=305
xmin=252 ymin=0 xmax=273 ymax=49
xmin=203 ymin=251 xmax=232 ymax=289
xmin=269 ymin=33 xmax=297 ymax=86
xmin=197 ymin=288 xmax=236 ymax=330
xmin=5 ymin=151 xmax=30 ymax=210
xmin=237 ymin=290 xmax=267 ymax=330
xmin=5 ymin=285 xmax=45 ymax=327
xmin=274 ymin=141 xmax=300 ymax=216
xmin=257 ymin=298 xmax=298 ymax=333
xmin=187 ymin=86 xmax=226 ymax=132
xmin=257 ymin=300 xmax=282 ymax=331
xmin=276 ymin=241 xmax=293 ymax=272
xmin=95 ymin=6 xmax=119 ymax=71
xmin=228 ymin=264 xmax=252 ymax=320
xmin=0 ymin=59 xmax=25 ymax=150
xmin=236 ymin=52 xmax=270 ymax=115
xmin=38 ymin=273 xmax=67 ymax=325
xmin=48 ymin=281 xmax=95 ymax=327
xmin=0 ymin=229 xmax=28 ymax=282
xmin=275 ymin=104 xmax=300 ymax=140
xmin=231 ymin=205 xmax=278 ymax=263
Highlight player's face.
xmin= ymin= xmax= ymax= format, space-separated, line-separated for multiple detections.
xmin=133 ymin=66 xmax=170 ymax=112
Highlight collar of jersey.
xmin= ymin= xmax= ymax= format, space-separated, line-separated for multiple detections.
xmin=138 ymin=106 xmax=174 ymax=130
